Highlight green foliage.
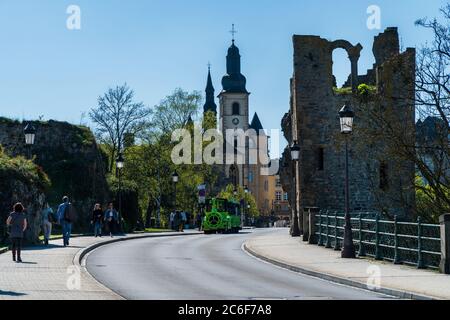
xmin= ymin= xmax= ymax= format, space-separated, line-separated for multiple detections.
xmin=358 ymin=83 xmax=377 ymax=96
xmin=218 ymin=184 xmax=260 ymax=218
xmin=0 ymin=146 xmax=50 ymax=191
xmin=333 ymin=84 xmax=376 ymax=97
xmin=74 ymin=125 xmax=96 ymax=146
xmin=152 ymin=88 xmax=202 ymax=134
xmin=333 ymin=87 xmax=352 ymax=95
xmin=203 ymin=111 xmax=217 ymax=131
xmin=415 ymin=175 xmax=448 ymax=223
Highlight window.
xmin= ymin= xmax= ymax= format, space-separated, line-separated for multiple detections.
xmin=276 ymin=179 xmax=282 ymax=187
xmin=380 ymin=161 xmax=389 ymax=190
xmin=318 ymin=147 xmax=324 ymax=171
xmin=284 ymin=192 xmax=289 ymax=201
xmin=232 ymin=102 xmax=240 ymax=115
xmin=275 ymin=191 xmax=282 ymax=201
xmin=264 ymin=180 xmax=269 ymax=191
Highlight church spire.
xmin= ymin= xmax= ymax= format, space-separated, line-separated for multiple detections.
xmin=203 ymin=64 xmax=217 ymax=114
xmin=221 ymin=25 xmax=248 ymax=94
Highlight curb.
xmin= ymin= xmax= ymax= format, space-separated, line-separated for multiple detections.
xmin=243 ymin=243 xmax=440 ymax=301
xmin=73 ymin=232 xmax=202 ymax=300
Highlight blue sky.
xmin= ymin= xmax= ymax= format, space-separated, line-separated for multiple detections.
xmin=0 ymin=0 xmax=447 ymax=155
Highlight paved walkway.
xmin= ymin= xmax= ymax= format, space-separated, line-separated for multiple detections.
xmin=0 ymin=232 xmax=197 ymax=300
xmin=244 ymin=229 xmax=450 ymax=300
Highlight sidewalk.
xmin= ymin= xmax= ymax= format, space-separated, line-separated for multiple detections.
xmin=0 ymin=231 xmax=199 ymax=300
xmin=244 ymin=229 xmax=450 ymax=300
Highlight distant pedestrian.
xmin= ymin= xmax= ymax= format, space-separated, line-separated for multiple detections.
xmin=196 ymin=212 xmax=203 ymax=231
xmin=57 ymin=196 xmax=77 ymax=247
xmin=6 ymin=203 xmax=28 ymax=263
xmin=169 ymin=211 xmax=175 ymax=230
xmin=104 ymin=203 xmax=119 ymax=238
xmin=41 ymin=202 xmax=54 ymax=246
xmin=179 ymin=211 xmax=187 ymax=232
xmin=91 ymin=203 xmax=103 ymax=238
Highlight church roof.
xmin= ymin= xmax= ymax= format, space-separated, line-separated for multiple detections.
xmin=250 ymin=112 xmax=264 ymax=133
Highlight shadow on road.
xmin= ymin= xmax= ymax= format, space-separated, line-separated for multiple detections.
xmin=0 ymin=290 xmax=27 ymax=297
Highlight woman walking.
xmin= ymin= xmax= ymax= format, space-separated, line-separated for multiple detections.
xmin=41 ymin=203 xmax=54 ymax=246
xmin=91 ymin=203 xmax=104 ymax=237
xmin=6 ymin=203 xmax=28 ymax=263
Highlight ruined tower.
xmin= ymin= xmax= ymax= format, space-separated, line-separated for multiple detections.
xmin=283 ymin=27 xmax=416 ymax=218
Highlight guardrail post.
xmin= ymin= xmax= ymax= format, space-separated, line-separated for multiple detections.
xmin=417 ymin=217 xmax=425 ymax=269
xmin=325 ymin=210 xmax=331 ymax=248
xmin=358 ymin=213 xmax=366 ymax=257
xmin=440 ymin=214 xmax=450 ymax=274
xmin=318 ymin=211 xmax=324 ymax=246
xmin=308 ymin=207 xmax=319 ymax=244
xmin=393 ymin=215 xmax=401 ymax=265
xmin=375 ymin=213 xmax=382 ymax=260
xmin=334 ymin=211 xmax=340 ymax=251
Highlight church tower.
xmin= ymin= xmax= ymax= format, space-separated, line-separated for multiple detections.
xmin=218 ymin=26 xmax=250 ymax=189
xmin=218 ymin=37 xmax=250 ymax=135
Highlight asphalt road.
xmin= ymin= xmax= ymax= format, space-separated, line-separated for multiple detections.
xmin=86 ymin=229 xmax=394 ymax=300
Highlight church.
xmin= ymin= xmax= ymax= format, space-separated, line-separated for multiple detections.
xmin=201 ymin=33 xmax=277 ymax=217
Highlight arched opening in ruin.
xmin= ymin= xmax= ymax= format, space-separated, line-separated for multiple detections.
xmin=332 ymin=48 xmax=352 ymax=89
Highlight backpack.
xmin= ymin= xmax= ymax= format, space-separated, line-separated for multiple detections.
xmin=63 ymin=204 xmax=78 ymax=223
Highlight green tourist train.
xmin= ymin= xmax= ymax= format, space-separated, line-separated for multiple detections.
xmin=203 ymin=198 xmax=242 ymax=234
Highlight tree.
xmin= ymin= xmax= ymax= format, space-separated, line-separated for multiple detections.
xmin=89 ymin=84 xmax=152 ymax=172
xmin=152 ymin=88 xmax=202 ymax=134
xmin=352 ymin=5 xmax=450 ymax=222
xmin=414 ymin=5 xmax=450 ymax=220
xmin=218 ymin=184 xmax=259 ymax=218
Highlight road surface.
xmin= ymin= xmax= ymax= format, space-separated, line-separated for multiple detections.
xmin=86 ymin=229 xmax=394 ymax=300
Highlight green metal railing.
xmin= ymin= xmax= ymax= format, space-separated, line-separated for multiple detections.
xmin=315 ymin=210 xmax=441 ymax=270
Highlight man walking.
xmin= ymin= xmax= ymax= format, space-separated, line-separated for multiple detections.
xmin=57 ymin=196 xmax=75 ymax=247
xmin=104 ymin=203 xmax=119 ymax=238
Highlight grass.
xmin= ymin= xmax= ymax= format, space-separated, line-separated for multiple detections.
xmin=144 ymin=228 xmax=173 ymax=233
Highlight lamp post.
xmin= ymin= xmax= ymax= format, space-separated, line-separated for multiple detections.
xmin=116 ymin=152 xmax=124 ymax=222
xmin=290 ymin=141 xmax=301 ymax=237
xmin=339 ymin=103 xmax=356 ymax=259
xmin=172 ymin=171 xmax=179 ymax=211
xmin=244 ymin=186 xmax=249 ymax=227
xmin=24 ymin=122 xmax=36 ymax=160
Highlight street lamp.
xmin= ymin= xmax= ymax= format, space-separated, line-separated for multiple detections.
xmin=244 ymin=186 xmax=249 ymax=226
xmin=173 ymin=171 xmax=179 ymax=210
xmin=339 ymin=103 xmax=356 ymax=259
xmin=116 ymin=152 xmax=125 ymax=223
xmin=290 ymin=141 xmax=301 ymax=237
xmin=24 ymin=122 xmax=36 ymax=159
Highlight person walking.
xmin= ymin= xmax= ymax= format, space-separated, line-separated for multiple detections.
xmin=196 ymin=211 xmax=203 ymax=231
xmin=56 ymin=196 xmax=76 ymax=247
xmin=169 ymin=211 xmax=175 ymax=231
xmin=104 ymin=203 xmax=119 ymax=238
xmin=6 ymin=203 xmax=28 ymax=263
xmin=91 ymin=203 xmax=103 ymax=238
xmin=179 ymin=211 xmax=187 ymax=232
xmin=41 ymin=203 xmax=54 ymax=246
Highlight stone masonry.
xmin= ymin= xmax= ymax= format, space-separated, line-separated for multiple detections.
xmin=281 ymin=28 xmax=416 ymax=219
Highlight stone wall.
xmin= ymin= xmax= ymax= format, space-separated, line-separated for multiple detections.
xmin=281 ymin=28 xmax=416 ymax=219
xmin=0 ymin=118 xmax=110 ymax=231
